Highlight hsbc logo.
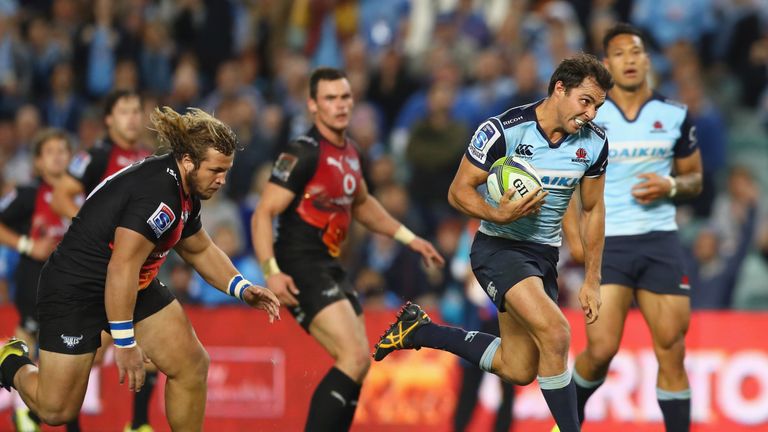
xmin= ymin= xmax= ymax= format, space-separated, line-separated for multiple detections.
xmin=514 ymin=144 xmax=533 ymax=157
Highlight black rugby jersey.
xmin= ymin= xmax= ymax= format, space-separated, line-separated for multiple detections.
xmin=269 ymin=127 xmax=365 ymax=258
xmin=49 ymin=154 xmax=201 ymax=294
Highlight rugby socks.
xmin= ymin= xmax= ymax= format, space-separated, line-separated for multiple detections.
xmin=65 ymin=418 xmax=81 ymax=432
xmin=658 ymin=388 xmax=691 ymax=432
xmin=305 ymin=367 xmax=361 ymax=432
xmin=412 ymin=324 xmax=501 ymax=372
xmin=538 ymin=370 xmax=580 ymax=432
xmin=573 ymin=369 xmax=605 ymax=424
xmin=0 ymin=353 xmax=33 ymax=390
xmin=131 ymin=370 xmax=157 ymax=429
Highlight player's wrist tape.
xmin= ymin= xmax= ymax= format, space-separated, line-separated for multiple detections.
xmin=16 ymin=235 xmax=33 ymax=255
xmin=109 ymin=320 xmax=136 ymax=348
xmin=228 ymin=274 xmax=251 ymax=300
xmin=665 ymin=175 xmax=677 ymax=198
xmin=261 ymin=257 xmax=281 ymax=278
xmin=394 ymin=225 xmax=416 ymax=245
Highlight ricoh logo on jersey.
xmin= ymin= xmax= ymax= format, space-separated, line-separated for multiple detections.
xmin=514 ymin=144 xmax=534 ymax=158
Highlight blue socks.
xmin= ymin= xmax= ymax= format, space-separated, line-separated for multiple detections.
xmin=538 ymin=370 xmax=580 ymax=432
xmin=573 ymin=369 xmax=605 ymax=424
xmin=658 ymin=388 xmax=691 ymax=432
xmin=413 ymin=323 xmax=500 ymax=371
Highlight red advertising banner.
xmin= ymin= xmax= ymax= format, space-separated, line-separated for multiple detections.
xmin=1 ymin=305 xmax=767 ymax=431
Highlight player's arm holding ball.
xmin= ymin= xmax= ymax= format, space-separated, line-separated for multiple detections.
xmin=448 ymin=156 xmax=546 ymax=224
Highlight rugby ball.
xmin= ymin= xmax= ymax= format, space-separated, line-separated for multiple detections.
xmin=486 ymin=156 xmax=542 ymax=202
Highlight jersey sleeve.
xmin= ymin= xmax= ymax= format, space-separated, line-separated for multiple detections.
xmin=465 ymin=118 xmax=507 ymax=171
xmin=181 ymin=198 xmax=202 ymax=239
xmin=68 ymin=146 xmax=110 ymax=193
xmin=268 ymin=139 xmax=319 ymax=194
xmin=673 ymin=111 xmax=698 ymax=158
xmin=585 ymin=139 xmax=609 ymax=178
xmin=117 ymin=183 xmax=179 ymax=244
xmin=0 ymin=186 xmax=34 ymax=233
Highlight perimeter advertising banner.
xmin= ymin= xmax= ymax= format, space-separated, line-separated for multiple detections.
xmin=0 ymin=305 xmax=766 ymax=431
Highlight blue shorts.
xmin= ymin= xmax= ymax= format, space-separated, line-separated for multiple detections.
xmin=602 ymin=231 xmax=689 ymax=296
xmin=470 ymin=232 xmax=560 ymax=312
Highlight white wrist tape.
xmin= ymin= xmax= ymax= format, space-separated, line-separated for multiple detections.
xmin=394 ymin=225 xmax=416 ymax=245
xmin=665 ymin=175 xmax=677 ymax=198
xmin=16 ymin=235 xmax=33 ymax=255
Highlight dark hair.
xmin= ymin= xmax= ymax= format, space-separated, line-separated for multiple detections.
xmin=602 ymin=23 xmax=647 ymax=54
xmin=547 ymin=53 xmax=614 ymax=95
xmin=309 ymin=67 xmax=348 ymax=99
xmin=32 ymin=128 xmax=73 ymax=157
xmin=103 ymin=89 xmax=142 ymax=118
xmin=150 ymin=106 xmax=241 ymax=168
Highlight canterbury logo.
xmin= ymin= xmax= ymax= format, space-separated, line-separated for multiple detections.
xmin=61 ymin=334 xmax=84 ymax=348
xmin=465 ymin=331 xmax=478 ymax=342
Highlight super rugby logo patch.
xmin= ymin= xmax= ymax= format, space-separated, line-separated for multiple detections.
xmin=147 ymin=202 xmax=176 ymax=238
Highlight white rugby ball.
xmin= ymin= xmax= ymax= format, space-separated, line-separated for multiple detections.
xmin=486 ymin=156 xmax=542 ymax=202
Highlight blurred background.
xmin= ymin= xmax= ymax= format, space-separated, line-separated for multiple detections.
xmin=0 ymin=0 xmax=767 ymax=431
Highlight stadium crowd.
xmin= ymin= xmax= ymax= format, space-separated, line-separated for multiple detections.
xmin=0 ymin=0 xmax=767 ymax=318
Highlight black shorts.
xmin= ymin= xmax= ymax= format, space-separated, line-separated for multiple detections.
xmin=14 ymin=258 xmax=43 ymax=334
xmin=602 ymin=231 xmax=689 ymax=296
xmin=470 ymin=232 xmax=560 ymax=312
xmin=37 ymin=263 xmax=176 ymax=354
xmin=277 ymin=253 xmax=362 ymax=332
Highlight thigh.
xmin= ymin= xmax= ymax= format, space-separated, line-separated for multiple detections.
xmin=36 ymin=349 xmax=95 ymax=412
xmin=636 ymin=290 xmax=690 ymax=350
xmin=584 ymin=284 xmax=634 ymax=348
xmin=134 ymin=300 xmax=205 ymax=378
xmin=504 ymin=276 xmax=568 ymax=342
xmin=309 ymin=299 xmax=369 ymax=359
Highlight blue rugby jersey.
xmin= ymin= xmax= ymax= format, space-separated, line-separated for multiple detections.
xmin=592 ymin=93 xmax=698 ymax=236
xmin=466 ymin=100 xmax=609 ymax=246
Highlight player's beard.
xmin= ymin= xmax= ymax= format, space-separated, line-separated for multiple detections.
xmin=186 ymin=168 xmax=215 ymax=200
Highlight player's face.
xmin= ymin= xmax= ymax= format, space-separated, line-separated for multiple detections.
xmin=556 ymin=77 xmax=606 ymax=133
xmin=187 ymin=148 xmax=234 ymax=200
xmin=35 ymin=137 xmax=71 ymax=178
xmin=106 ymin=96 xmax=143 ymax=145
xmin=308 ymin=78 xmax=354 ymax=133
xmin=603 ymin=33 xmax=650 ymax=91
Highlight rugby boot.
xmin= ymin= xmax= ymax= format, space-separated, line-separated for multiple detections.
xmin=12 ymin=407 xmax=41 ymax=432
xmin=124 ymin=423 xmax=154 ymax=432
xmin=0 ymin=338 xmax=30 ymax=391
xmin=372 ymin=302 xmax=431 ymax=361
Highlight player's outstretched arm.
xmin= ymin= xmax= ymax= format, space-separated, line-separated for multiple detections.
xmin=175 ymin=229 xmax=280 ymax=322
xmin=352 ymin=179 xmax=445 ymax=268
xmin=577 ymin=175 xmax=606 ymax=324
xmin=448 ymin=156 xmax=546 ymax=224
xmin=50 ymin=174 xmax=84 ymax=219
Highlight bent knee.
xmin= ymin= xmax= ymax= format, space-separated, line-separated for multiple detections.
xmin=337 ymin=349 xmax=371 ymax=380
xmin=495 ymin=357 xmax=537 ymax=385
xmin=38 ymin=405 xmax=80 ymax=426
xmin=539 ymin=323 xmax=571 ymax=357
xmin=587 ymin=339 xmax=622 ymax=365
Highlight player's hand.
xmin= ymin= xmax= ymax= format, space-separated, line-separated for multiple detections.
xmin=631 ymin=173 xmax=672 ymax=204
xmin=28 ymin=236 xmax=58 ymax=261
xmin=578 ymin=282 xmax=601 ymax=324
xmin=494 ymin=186 xmax=547 ymax=224
xmin=115 ymin=344 xmax=148 ymax=392
xmin=243 ymin=285 xmax=281 ymax=323
xmin=265 ymin=273 xmax=300 ymax=307
xmin=408 ymin=237 xmax=445 ymax=268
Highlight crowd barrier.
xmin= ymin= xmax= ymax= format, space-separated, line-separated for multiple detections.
xmin=1 ymin=304 xmax=767 ymax=431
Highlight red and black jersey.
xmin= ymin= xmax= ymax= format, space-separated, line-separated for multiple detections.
xmin=0 ymin=179 xmax=70 ymax=264
xmin=68 ymin=137 xmax=151 ymax=194
xmin=49 ymin=154 xmax=202 ymax=294
xmin=269 ymin=127 xmax=365 ymax=258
